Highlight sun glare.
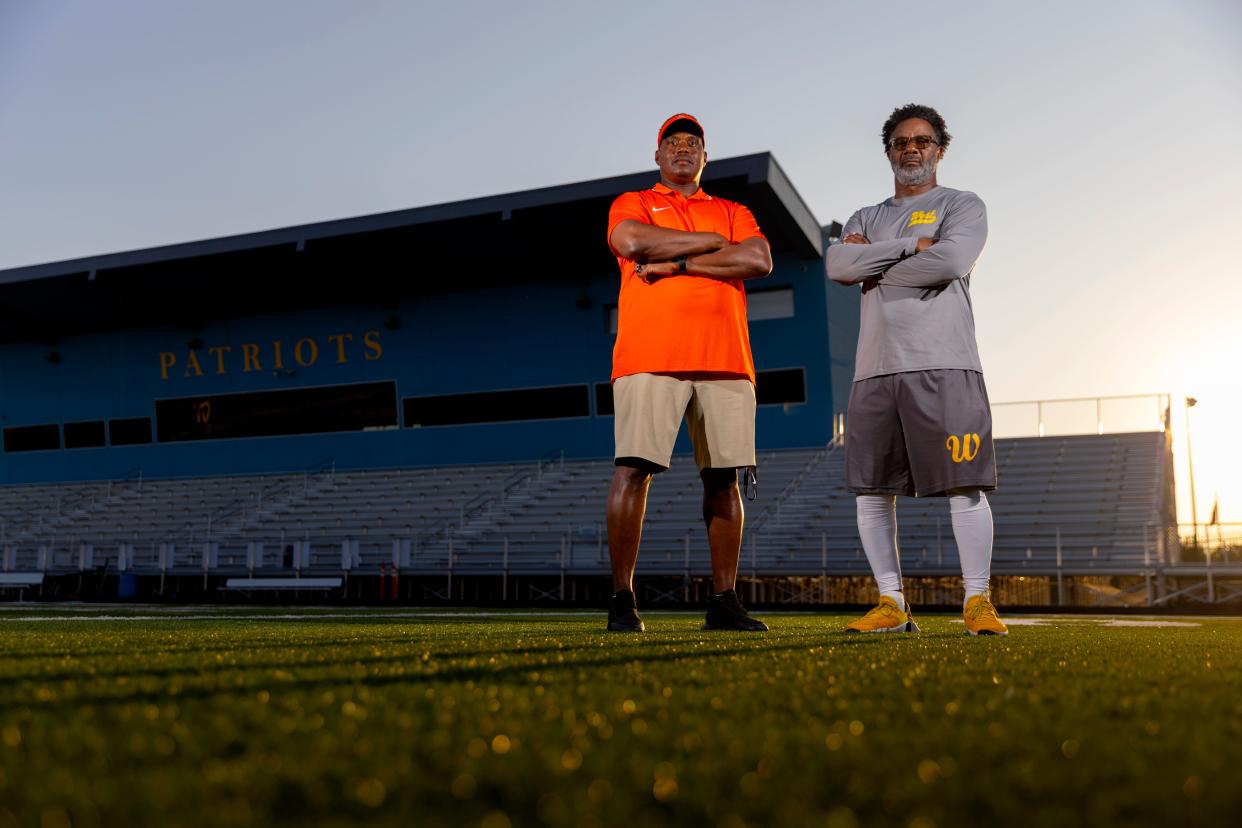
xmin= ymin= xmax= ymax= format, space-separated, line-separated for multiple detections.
xmin=1167 ymin=329 xmax=1242 ymax=525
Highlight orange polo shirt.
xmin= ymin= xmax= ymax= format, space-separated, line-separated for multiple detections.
xmin=607 ymin=182 xmax=765 ymax=383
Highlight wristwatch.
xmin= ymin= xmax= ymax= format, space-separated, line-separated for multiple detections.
xmin=675 ymin=255 xmax=687 ymax=274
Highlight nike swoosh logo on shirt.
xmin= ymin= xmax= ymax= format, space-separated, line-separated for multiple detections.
xmin=651 ymin=206 xmax=671 ymax=212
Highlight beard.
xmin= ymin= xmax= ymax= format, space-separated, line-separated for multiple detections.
xmin=891 ymin=153 xmax=937 ymax=187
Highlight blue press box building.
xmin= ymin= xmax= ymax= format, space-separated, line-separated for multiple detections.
xmin=0 ymin=154 xmax=853 ymax=485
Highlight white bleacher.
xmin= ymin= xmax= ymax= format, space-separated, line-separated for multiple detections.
xmin=0 ymin=480 xmax=115 ymax=541
xmin=0 ymin=432 xmax=1171 ymax=578
xmin=756 ymin=432 xmax=1168 ymax=575
xmin=432 ymin=449 xmax=820 ymax=575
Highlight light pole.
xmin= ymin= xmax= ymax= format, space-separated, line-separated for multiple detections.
xmin=1185 ymin=397 xmax=1199 ymax=551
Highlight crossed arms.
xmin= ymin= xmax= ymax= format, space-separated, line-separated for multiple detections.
xmin=609 ymin=221 xmax=773 ymax=283
xmin=825 ymin=195 xmax=988 ymax=289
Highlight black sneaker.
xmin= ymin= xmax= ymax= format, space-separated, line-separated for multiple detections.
xmin=703 ymin=589 xmax=768 ymax=631
xmin=607 ymin=589 xmax=645 ymax=632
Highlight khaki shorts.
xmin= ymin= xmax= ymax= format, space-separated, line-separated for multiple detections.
xmin=613 ymin=373 xmax=756 ymax=470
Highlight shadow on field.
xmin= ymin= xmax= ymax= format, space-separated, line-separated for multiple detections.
xmin=0 ymin=633 xmax=899 ymax=712
xmin=0 ymin=632 xmax=448 ymax=663
xmin=0 ymin=619 xmax=903 ymax=679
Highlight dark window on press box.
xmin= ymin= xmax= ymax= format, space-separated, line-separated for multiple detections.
xmin=594 ymin=383 xmax=615 ymax=416
xmin=404 ymin=385 xmax=590 ymax=427
xmin=156 ymin=381 xmax=398 ymax=443
xmin=3 ymin=424 xmax=61 ymax=453
xmin=64 ymin=420 xmax=107 ymax=449
xmin=592 ymin=369 xmax=806 ymax=416
xmin=756 ymin=368 xmax=807 ymax=405
xmin=109 ymin=417 xmax=153 ymax=446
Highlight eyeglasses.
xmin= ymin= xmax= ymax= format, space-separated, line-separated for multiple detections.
xmin=888 ymin=136 xmax=939 ymax=151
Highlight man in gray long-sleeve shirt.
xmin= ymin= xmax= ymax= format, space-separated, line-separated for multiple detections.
xmin=826 ymin=103 xmax=1008 ymax=636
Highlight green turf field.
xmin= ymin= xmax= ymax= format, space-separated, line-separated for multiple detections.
xmin=1 ymin=607 xmax=1239 ymax=828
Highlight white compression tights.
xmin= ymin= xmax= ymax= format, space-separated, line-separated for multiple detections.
xmin=949 ymin=489 xmax=993 ymax=599
xmin=855 ymin=495 xmax=903 ymax=605
xmin=855 ymin=491 xmax=994 ymax=604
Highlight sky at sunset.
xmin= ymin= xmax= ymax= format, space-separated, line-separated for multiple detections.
xmin=2 ymin=0 xmax=1238 ymax=522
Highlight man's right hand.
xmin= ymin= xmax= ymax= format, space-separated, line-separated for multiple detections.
xmin=635 ymin=261 xmax=678 ymax=284
xmin=915 ymin=237 xmax=936 ymax=252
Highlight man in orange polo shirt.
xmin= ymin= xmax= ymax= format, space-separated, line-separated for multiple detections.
xmin=604 ymin=113 xmax=773 ymax=632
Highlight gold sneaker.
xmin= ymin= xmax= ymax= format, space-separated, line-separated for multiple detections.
xmin=964 ymin=593 xmax=1009 ymax=636
xmin=845 ymin=595 xmax=920 ymax=633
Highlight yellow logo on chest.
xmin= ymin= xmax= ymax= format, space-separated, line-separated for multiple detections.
xmin=907 ymin=209 xmax=938 ymax=227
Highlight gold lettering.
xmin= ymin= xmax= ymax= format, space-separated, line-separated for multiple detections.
xmin=328 ymin=333 xmax=353 ymax=364
xmin=964 ymin=433 xmax=981 ymax=462
xmin=208 ymin=345 xmax=232 ymax=375
xmin=946 ymin=435 xmax=962 ymax=463
xmin=294 ymin=337 xmax=319 ymax=367
xmin=946 ymin=433 xmax=981 ymax=463
xmin=242 ymin=343 xmax=262 ymax=373
xmin=159 ymin=352 xmax=177 ymax=381
xmin=363 ymin=330 xmax=383 ymax=361
xmin=161 ymin=331 xmax=383 ymax=376
xmin=184 ymin=351 xmax=204 ymax=378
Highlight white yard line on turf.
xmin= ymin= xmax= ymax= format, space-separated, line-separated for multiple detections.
xmin=1095 ymin=619 xmax=1203 ymax=627
xmin=0 ymin=611 xmax=612 ymax=623
xmin=949 ymin=618 xmax=1202 ymax=627
xmin=0 ymin=604 xmax=572 ymax=614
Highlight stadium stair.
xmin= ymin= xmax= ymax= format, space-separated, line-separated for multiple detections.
xmin=0 ymin=432 xmax=1179 ymax=580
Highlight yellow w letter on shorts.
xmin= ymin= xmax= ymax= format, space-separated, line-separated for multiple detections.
xmin=946 ymin=433 xmax=981 ymax=463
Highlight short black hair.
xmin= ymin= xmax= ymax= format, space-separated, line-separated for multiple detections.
xmin=881 ymin=104 xmax=951 ymax=151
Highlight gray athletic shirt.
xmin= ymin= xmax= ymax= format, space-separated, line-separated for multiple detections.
xmin=825 ymin=186 xmax=987 ymax=381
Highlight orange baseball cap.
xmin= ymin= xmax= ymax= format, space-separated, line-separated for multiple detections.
xmin=658 ymin=113 xmax=704 ymax=146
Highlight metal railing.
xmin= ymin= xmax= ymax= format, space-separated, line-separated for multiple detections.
xmin=6 ymin=515 xmax=1239 ymax=605
xmin=205 ymin=458 xmax=337 ymax=542
xmin=1177 ymin=522 xmax=1241 ymax=563
xmin=417 ymin=448 xmax=565 ymax=550
xmin=991 ymin=393 xmax=1170 ymax=439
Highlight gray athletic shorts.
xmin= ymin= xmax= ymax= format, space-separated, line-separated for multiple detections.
xmin=844 ymin=369 xmax=997 ymax=498
xmin=614 ymin=372 xmax=756 ymax=471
